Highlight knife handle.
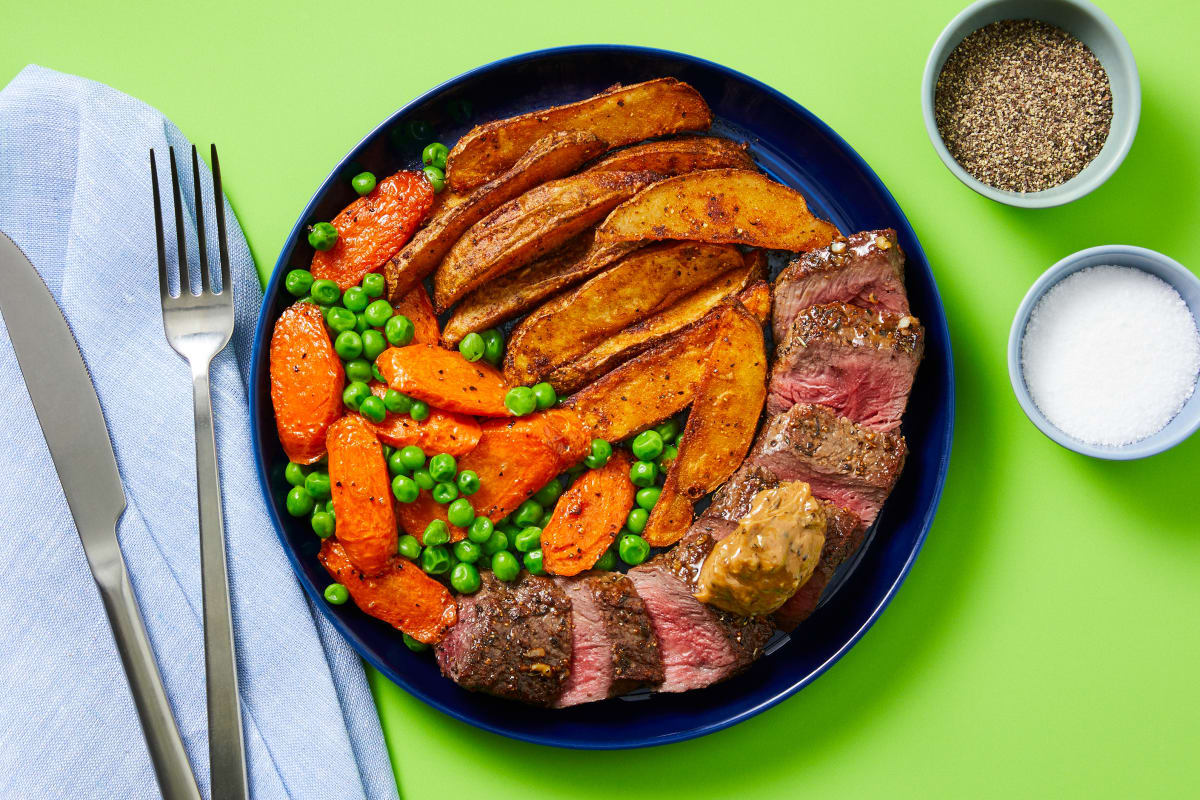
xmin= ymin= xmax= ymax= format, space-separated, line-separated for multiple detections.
xmin=93 ymin=552 xmax=203 ymax=800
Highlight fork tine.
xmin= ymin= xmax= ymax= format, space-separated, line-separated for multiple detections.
xmin=168 ymin=147 xmax=191 ymax=295
xmin=191 ymin=145 xmax=211 ymax=294
xmin=211 ymin=144 xmax=232 ymax=296
xmin=150 ymin=150 xmax=172 ymax=301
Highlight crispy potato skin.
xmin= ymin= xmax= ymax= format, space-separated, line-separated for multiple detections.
xmin=596 ymin=168 xmax=839 ymax=253
xmin=643 ymin=303 xmax=768 ymax=545
xmin=326 ymin=415 xmax=398 ymax=575
xmin=433 ymin=170 xmax=660 ymax=311
xmin=269 ymin=302 xmax=344 ymax=465
xmin=586 ymin=136 xmax=753 ymax=175
xmin=543 ymin=249 xmax=767 ymax=394
xmin=376 ymin=344 xmax=510 ymax=417
xmin=503 ymin=242 xmax=743 ymax=386
xmin=441 ymin=232 xmax=641 ymax=346
xmin=445 ymin=78 xmax=711 ymax=191
xmin=385 ymin=131 xmax=605 ymax=301
xmin=319 ymin=539 xmax=457 ymax=644
xmin=542 ymin=451 xmax=635 ymax=576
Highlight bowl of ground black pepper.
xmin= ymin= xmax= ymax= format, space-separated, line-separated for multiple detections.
xmin=922 ymin=0 xmax=1139 ymax=207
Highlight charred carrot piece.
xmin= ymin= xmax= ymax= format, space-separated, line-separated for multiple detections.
xmin=542 ymin=450 xmax=635 ymax=576
xmin=376 ymin=343 xmax=511 ymax=417
xmin=270 ymin=301 xmax=345 ymax=464
xmin=367 ymin=383 xmax=481 ymax=456
xmin=390 ymin=283 xmax=440 ymax=345
xmin=326 ymin=415 xmax=397 ymax=576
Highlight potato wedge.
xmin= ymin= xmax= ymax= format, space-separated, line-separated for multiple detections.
xmin=596 ymin=168 xmax=839 ymax=253
xmin=445 ymin=78 xmax=711 ymax=191
xmin=433 ymin=170 xmax=660 ymax=311
xmin=385 ymin=131 xmax=605 ymax=301
xmin=587 ymin=136 xmax=753 ymax=175
xmin=642 ymin=302 xmax=768 ymax=546
xmin=544 ymin=249 xmax=768 ymax=394
xmin=503 ymin=242 xmax=743 ymax=386
xmin=442 ymin=230 xmax=640 ymax=346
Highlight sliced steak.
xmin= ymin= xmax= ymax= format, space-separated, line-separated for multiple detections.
xmin=772 ymin=229 xmax=908 ymax=343
xmin=767 ymin=302 xmax=924 ymax=430
xmin=749 ymin=403 xmax=905 ymax=527
xmin=553 ymin=571 xmax=663 ymax=707
xmin=435 ymin=572 xmax=571 ymax=706
xmin=772 ymin=503 xmax=866 ymax=631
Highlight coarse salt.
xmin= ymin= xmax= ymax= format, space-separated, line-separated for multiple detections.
xmin=1021 ymin=265 xmax=1200 ymax=446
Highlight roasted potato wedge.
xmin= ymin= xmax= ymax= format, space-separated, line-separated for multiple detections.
xmin=643 ymin=302 xmax=768 ymax=546
xmin=441 ymin=231 xmax=641 ymax=346
xmin=596 ymin=168 xmax=839 ymax=253
xmin=385 ymin=131 xmax=605 ymax=301
xmin=587 ymin=136 xmax=753 ymax=175
xmin=445 ymin=78 xmax=711 ymax=191
xmin=543 ymin=249 xmax=767 ymax=394
xmin=503 ymin=242 xmax=743 ymax=386
xmin=433 ymin=170 xmax=660 ymax=311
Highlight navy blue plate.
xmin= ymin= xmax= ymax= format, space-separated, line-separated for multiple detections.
xmin=249 ymin=45 xmax=954 ymax=749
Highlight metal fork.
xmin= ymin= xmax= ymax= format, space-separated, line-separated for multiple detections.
xmin=151 ymin=145 xmax=248 ymax=800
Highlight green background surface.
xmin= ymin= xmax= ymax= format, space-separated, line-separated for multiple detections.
xmin=5 ymin=0 xmax=1198 ymax=796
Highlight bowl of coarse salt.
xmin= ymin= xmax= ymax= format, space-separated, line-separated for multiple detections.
xmin=1009 ymin=246 xmax=1200 ymax=459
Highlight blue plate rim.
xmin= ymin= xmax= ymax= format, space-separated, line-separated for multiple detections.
xmin=249 ymin=43 xmax=956 ymax=749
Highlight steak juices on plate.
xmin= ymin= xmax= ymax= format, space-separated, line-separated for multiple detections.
xmin=268 ymin=79 xmax=924 ymax=706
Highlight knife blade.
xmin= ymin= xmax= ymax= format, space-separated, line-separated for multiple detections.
xmin=0 ymin=232 xmax=202 ymax=800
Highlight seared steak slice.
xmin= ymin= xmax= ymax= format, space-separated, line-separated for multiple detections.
xmin=553 ymin=572 xmax=663 ymax=707
xmin=435 ymin=572 xmax=571 ymax=706
xmin=772 ymin=229 xmax=908 ymax=342
xmin=772 ymin=503 xmax=866 ymax=630
xmin=749 ymin=403 xmax=905 ymax=526
xmin=767 ymin=302 xmax=923 ymax=430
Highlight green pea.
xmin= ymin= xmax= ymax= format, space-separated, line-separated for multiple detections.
xmin=385 ymin=314 xmax=415 ymax=346
xmin=491 ymin=550 xmax=519 ymax=581
xmin=324 ymin=582 xmax=349 ymax=604
xmin=326 ymin=306 xmax=357 ymax=333
xmin=584 ymin=439 xmax=613 ymax=471
xmin=308 ymin=221 xmax=339 ymax=251
xmin=344 ymin=358 xmax=372 ymax=383
xmin=631 ymin=430 xmax=664 ymax=461
xmin=382 ymin=443 xmax=394 ymax=458
xmin=480 ymin=329 xmax=505 ymax=366
xmin=626 ymin=507 xmax=649 ymax=534
xmin=514 ymin=526 xmax=542 ymax=553
xmin=391 ymin=474 xmax=419 ymax=503
xmin=658 ymin=445 xmax=679 ymax=470
xmin=284 ymin=268 xmax=314 ymax=297
xmin=286 ymin=486 xmax=315 ymax=516
xmin=383 ymin=389 xmax=413 ymax=414
xmin=398 ymin=446 xmax=425 ymax=471
xmin=361 ymin=330 xmax=386 ymax=361
xmin=387 ymin=450 xmax=408 ymax=476
xmin=358 ymin=389 xmax=384 ymax=422
xmin=423 ymin=520 xmax=450 ymax=546
xmin=334 ymin=331 xmax=364 ymax=361
xmin=456 ymin=470 xmax=480 ymax=496
xmin=594 ymin=547 xmax=617 ymax=571
xmin=653 ymin=419 xmax=681 ymax=443
xmin=539 ymin=509 xmax=554 ymax=527
xmin=532 ymin=478 xmax=562 ymax=508
xmin=423 ymin=165 xmax=446 ymax=193
xmin=427 ymin=453 xmax=455 ymax=482
xmin=351 ymin=171 xmax=377 ymax=195
xmin=342 ymin=381 xmax=370 ymax=410
xmin=355 ymin=312 xmax=371 ymax=334
xmin=512 ymin=499 xmax=543 ymax=528
xmin=364 ymin=299 xmax=393 ymax=327
xmin=310 ymin=510 xmax=336 ymax=538
xmin=450 ymin=562 xmax=481 ymax=594
xmin=531 ymin=382 xmax=557 ymax=410
xmin=422 ymin=142 xmax=449 ymax=169
xmin=311 ymin=279 xmax=341 ymax=305
xmin=458 ymin=332 xmax=484 ymax=362
xmin=398 ymin=534 xmax=422 ymax=560
xmin=284 ymin=462 xmax=308 ymax=487
xmin=403 ymin=632 xmax=429 ymax=652
xmin=444 ymin=498 xmax=473 ymax=528
xmin=453 ymin=539 xmax=482 ymax=565
xmin=432 ymin=481 xmax=459 ymax=504
xmin=362 ymin=272 xmax=385 ymax=298
xmin=421 ymin=545 xmax=451 ymax=575
xmin=342 ymin=286 xmax=369 ymax=312
xmin=304 ymin=471 xmax=332 ymax=499
xmin=523 ymin=549 xmax=545 ymax=576
xmin=629 ymin=460 xmax=657 ymax=488
xmin=372 ymin=361 xmax=387 ymax=383
xmin=618 ymin=533 xmax=650 ymax=566
xmin=504 ymin=386 xmax=536 ymax=416
xmin=635 ymin=486 xmax=661 ymax=511
xmin=326 ymin=499 xmax=336 ymax=513
xmin=409 ymin=400 xmax=430 ymax=422
xmin=482 ymin=529 xmax=509 ymax=556
xmin=412 ymin=467 xmax=435 ymax=491
xmin=467 ymin=516 xmax=494 ymax=543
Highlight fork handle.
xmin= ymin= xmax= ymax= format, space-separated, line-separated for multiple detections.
xmin=192 ymin=363 xmax=249 ymax=800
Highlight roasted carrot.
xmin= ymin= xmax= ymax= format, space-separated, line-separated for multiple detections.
xmin=269 ymin=302 xmax=344 ymax=464
xmin=390 ymin=283 xmax=440 ymax=344
xmin=367 ymin=383 xmax=481 ymax=456
xmin=326 ymin=415 xmax=397 ymax=576
xmin=319 ymin=539 xmax=457 ymax=644
xmin=376 ymin=343 xmax=511 ymax=417
xmin=542 ymin=450 xmax=635 ymax=576
xmin=310 ymin=170 xmax=434 ymax=290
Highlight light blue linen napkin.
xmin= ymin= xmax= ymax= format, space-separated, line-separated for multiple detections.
xmin=0 ymin=65 xmax=400 ymax=800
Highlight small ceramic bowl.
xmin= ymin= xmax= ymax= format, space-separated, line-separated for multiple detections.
xmin=921 ymin=0 xmax=1140 ymax=208
xmin=1008 ymin=246 xmax=1200 ymax=459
